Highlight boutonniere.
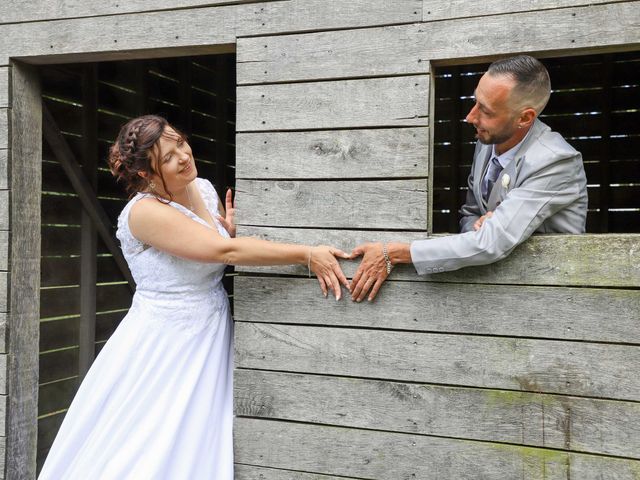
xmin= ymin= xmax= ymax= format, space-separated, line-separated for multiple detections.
xmin=501 ymin=173 xmax=510 ymax=189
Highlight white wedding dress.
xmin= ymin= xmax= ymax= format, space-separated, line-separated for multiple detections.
xmin=39 ymin=178 xmax=233 ymax=480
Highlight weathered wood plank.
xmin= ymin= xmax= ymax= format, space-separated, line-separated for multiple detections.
xmin=0 ymin=67 xmax=7 ymax=108
xmin=0 ymin=109 xmax=7 ymax=149
xmin=1 ymin=1 xmax=636 ymax=66
xmin=0 ymin=313 xmax=5 ymax=353
xmin=0 ymin=436 xmax=7 ymax=479
xmin=0 ymin=354 xmax=5 ymax=395
xmin=0 ymin=149 xmax=7 ymax=189
xmin=0 ymin=6 xmax=238 ymax=66
xmin=0 ymin=273 xmax=5 ymax=312
xmin=0 ymin=190 xmax=7 ymax=230
xmin=239 ymin=2 xmax=640 ymax=83
xmin=0 ymin=232 xmax=5 ymax=275
xmin=235 ymin=323 xmax=640 ymax=401
xmin=236 ymin=128 xmax=429 ymax=179
xmin=235 ymin=179 xmax=428 ymax=229
xmin=0 ymin=0 xmax=256 ymax=24
xmin=235 ymin=418 xmax=640 ymax=479
xmin=237 ymin=0 xmax=422 ymax=36
xmin=7 ymin=61 xmax=41 ymax=480
xmin=235 ymin=227 xmax=640 ymax=288
xmin=236 ymin=370 xmax=640 ymax=459
xmin=0 ymin=0 xmax=421 ymax=32
xmin=234 ymin=277 xmax=640 ymax=343
xmin=0 ymin=393 xmax=5 ymax=437
xmin=422 ymin=0 xmax=631 ymax=22
xmin=237 ymin=23 xmax=428 ymax=84
xmin=236 ymin=76 xmax=429 ymax=131
xmin=423 ymin=1 xmax=640 ymax=62
xmin=0 ymin=0 xmax=421 ymax=66
xmin=235 ymin=464 xmax=354 ymax=480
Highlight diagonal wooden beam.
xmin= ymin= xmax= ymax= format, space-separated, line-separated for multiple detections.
xmin=42 ymin=104 xmax=136 ymax=291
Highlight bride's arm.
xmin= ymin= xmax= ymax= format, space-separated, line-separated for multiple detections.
xmin=129 ymin=197 xmax=350 ymax=298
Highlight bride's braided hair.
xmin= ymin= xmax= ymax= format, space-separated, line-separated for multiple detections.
xmin=107 ymin=115 xmax=170 ymax=197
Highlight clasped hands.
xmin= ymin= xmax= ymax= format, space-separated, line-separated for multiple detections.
xmin=314 ymin=210 xmax=494 ymax=302
xmin=310 ymin=242 xmax=404 ymax=303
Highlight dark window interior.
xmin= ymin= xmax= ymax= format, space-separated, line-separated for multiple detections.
xmin=37 ymin=54 xmax=236 ymax=471
xmin=433 ymin=51 xmax=640 ymax=233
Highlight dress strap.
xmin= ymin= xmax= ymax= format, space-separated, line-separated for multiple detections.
xmin=116 ymin=193 xmax=150 ymax=257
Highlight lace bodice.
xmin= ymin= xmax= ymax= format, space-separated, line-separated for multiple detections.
xmin=116 ymin=178 xmax=230 ymax=335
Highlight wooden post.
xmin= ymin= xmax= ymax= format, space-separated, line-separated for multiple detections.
xmin=7 ymin=60 xmax=41 ymax=480
xmin=79 ymin=65 xmax=98 ymax=379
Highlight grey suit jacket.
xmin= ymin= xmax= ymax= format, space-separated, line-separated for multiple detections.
xmin=411 ymin=119 xmax=588 ymax=275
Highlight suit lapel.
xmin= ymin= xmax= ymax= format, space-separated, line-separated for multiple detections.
xmin=486 ymin=119 xmax=550 ymax=210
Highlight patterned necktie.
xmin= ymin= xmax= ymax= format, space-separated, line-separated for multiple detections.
xmin=483 ymin=156 xmax=503 ymax=202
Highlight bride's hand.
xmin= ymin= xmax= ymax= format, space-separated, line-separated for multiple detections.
xmin=309 ymin=245 xmax=350 ymax=300
xmin=216 ymin=188 xmax=236 ymax=237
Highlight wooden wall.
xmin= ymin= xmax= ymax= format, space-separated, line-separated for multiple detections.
xmin=232 ymin=1 xmax=640 ymax=479
xmin=0 ymin=1 xmax=638 ymax=479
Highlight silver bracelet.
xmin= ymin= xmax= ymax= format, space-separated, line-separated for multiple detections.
xmin=382 ymin=243 xmax=393 ymax=275
xmin=307 ymin=248 xmax=312 ymax=278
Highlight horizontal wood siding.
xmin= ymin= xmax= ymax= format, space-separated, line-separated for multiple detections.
xmin=235 ymin=418 xmax=640 ymax=479
xmin=0 ymin=1 xmax=638 ymax=478
xmin=236 ymin=76 xmax=429 ymax=131
xmin=233 ymin=3 xmax=640 ymax=472
xmin=235 ymin=0 xmax=422 ymax=37
xmin=0 ymin=7 xmax=238 ymax=65
xmin=235 ymin=464 xmax=351 ymax=480
xmin=420 ymin=1 xmax=640 ymax=61
xmin=236 ymin=128 xmax=429 ymax=179
xmin=236 ymin=228 xmax=640 ymax=287
xmin=234 ymin=277 xmax=640 ymax=344
xmin=0 ymin=0 xmax=423 ymax=66
xmin=236 ymin=179 xmax=428 ymax=229
xmin=236 ymin=323 xmax=640 ymax=400
xmin=237 ymin=23 xmax=430 ymax=84
xmin=421 ymin=0 xmax=630 ymax=22
xmin=0 ymin=0 xmax=257 ymax=24
xmin=236 ymin=369 xmax=640 ymax=459
xmin=237 ymin=2 xmax=640 ymax=85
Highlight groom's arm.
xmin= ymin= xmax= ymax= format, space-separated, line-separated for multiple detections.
xmin=349 ymin=242 xmax=412 ymax=302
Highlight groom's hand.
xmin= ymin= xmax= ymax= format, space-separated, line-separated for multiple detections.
xmin=349 ymin=242 xmax=389 ymax=302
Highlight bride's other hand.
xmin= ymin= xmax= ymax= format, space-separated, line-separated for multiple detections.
xmin=310 ymin=246 xmax=350 ymax=300
xmin=216 ymin=188 xmax=236 ymax=237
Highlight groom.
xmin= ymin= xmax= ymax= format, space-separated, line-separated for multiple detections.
xmin=350 ymin=55 xmax=588 ymax=302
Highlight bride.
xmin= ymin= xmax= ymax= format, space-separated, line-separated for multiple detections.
xmin=38 ymin=115 xmax=349 ymax=479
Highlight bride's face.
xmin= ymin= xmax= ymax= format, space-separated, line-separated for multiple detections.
xmin=150 ymin=126 xmax=197 ymax=193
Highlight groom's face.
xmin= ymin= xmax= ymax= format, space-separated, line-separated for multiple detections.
xmin=465 ymin=73 xmax=520 ymax=146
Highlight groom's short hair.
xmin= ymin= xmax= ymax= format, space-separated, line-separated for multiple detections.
xmin=487 ymin=55 xmax=551 ymax=115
